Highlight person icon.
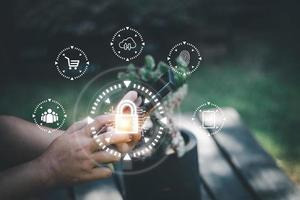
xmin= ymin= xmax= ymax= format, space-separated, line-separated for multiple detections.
xmin=52 ymin=111 xmax=58 ymax=122
xmin=41 ymin=109 xmax=59 ymax=124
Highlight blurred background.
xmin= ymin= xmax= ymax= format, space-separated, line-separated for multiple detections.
xmin=0 ymin=0 xmax=299 ymax=184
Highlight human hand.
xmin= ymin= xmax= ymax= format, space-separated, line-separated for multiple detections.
xmin=113 ymin=91 xmax=143 ymax=153
xmin=38 ymin=115 xmax=132 ymax=187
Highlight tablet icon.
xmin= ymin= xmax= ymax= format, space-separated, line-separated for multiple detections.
xmin=201 ymin=110 xmax=216 ymax=128
xmin=192 ymin=101 xmax=226 ymax=136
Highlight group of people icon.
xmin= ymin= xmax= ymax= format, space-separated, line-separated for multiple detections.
xmin=41 ymin=109 xmax=59 ymax=124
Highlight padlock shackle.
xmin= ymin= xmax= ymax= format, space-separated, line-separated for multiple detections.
xmin=116 ymin=100 xmax=137 ymax=115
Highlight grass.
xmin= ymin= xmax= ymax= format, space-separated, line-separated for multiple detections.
xmin=1 ymin=61 xmax=299 ymax=184
xmin=181 ymin=63 xmax=300 ymax=184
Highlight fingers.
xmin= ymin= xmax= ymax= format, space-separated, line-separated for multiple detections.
xmin=121 ymin=91 xmax=143 ymax=107
xmin=84 ymin=115 xmax=113 ymax=135
xmin=75 ymin=91 xmax=143 ymax=157
xmin=71 ymin=132 xmax=99 ymax=153
xmin=92 ymin=130 xmax=141 ymax=153
xmin=115 ymin=143 xmax=131 ymax=153
xmin=130 ymin=132 xmax=142 ymax=142
xmin=68 ymin=114 xmax=112 ymax=135
xmin=91 ymin=151 xmax=120 ymax=164
xmin=87 ymin=137 xmax=99 ymax=152
xmin=85 ymin=131 xmax=133 ymax=153
xmin=135 ymin=96 xmax=143 ymax=106
xmin=83 ymin=167 xmax=112 ymax=181
xmin=73 ymin=117 xmax=137 ymax=153
xmin=89 ymin=131 xmax=141 ymax=154
xmin=87 ymin=130 xmax=136 ymax=153
xmin=67 ymin=119 xmax=87 ymax=133
xmin=115 ymin=140 xmax=138 ymax=153
xmin=98 ymin=131 xmax=132 ymax=145
xmin=121 ymin=90 xmax=138 ymax=102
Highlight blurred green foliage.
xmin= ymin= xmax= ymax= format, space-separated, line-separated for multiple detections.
xmin=1 ymin=0 xmax=299 ymax=184
xmin=117 ymin=55 xmax=169 ymax=82
xmin=1 ymin=59 xmax=299 ymax=183
xmin=118 ymin=55 xmax=189 ymax=89
xmin=14 ymin=0 xmax=200 ymax=35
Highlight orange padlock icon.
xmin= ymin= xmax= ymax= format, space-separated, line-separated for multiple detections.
xmin=115 ymin=100 xmax=139 ymax=134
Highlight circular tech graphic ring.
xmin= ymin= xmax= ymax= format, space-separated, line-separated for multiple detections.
xmin=192 ymin=101 xmax=226 ymax=136
xmin=110 ymin=26 xmax=145 ymax=61
xmin=32 ymin=98 xmax=67 ymax=133
xmin=88 ymin=80 xmax=167 ymax=161
xmin=55 ymin=45 xmax=90 ymax=80
xmin=167 ymin=41 xmax=202 ymax=76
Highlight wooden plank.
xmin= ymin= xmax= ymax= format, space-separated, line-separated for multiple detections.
xmin=72 ymin=108 xmax=300 ymax=200
xmin=201 ymin=182 xmax=213 ymax=200
xmin=199 ymin=108 xmax=300 ymax=200
xmin=174 ymin=115 xmax=253 ymax=200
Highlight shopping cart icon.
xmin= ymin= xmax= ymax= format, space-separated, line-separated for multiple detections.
xmin=63 ymin=54 xmax=80 ymax=70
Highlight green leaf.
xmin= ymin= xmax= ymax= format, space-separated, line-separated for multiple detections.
xmin=157 ymin=61 xmax=169 ymax=74
xmin=144 ymin=55 xmax=155 ymax=70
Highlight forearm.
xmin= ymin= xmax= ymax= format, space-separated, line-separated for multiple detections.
xmin=0 ymin=156 xmax=54 ymax=199
xmin=0 ymin=115 xmax=63 ymax=167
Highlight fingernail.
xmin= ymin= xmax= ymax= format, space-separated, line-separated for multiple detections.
xmin=105 ymin=168 xmax=113 ymax=176
xmin=115 ymin=156 xmax=121 ymax=161
xmin=128 ymin=135 xmax=133 ymax=141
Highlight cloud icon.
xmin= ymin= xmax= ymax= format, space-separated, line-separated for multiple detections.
xmin=118 ymin=37 xmax=137 ymax=51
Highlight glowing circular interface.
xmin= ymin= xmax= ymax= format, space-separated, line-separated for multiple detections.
xmin=167 ymin=41 xmax=202 ymax=76
xmin=55 ymin=45 xmax=89 ymax=80
xmin=32 ymin=98 xmax=67 ymax=133
xmin=88 ymin=80 xmax=167 ymax=161
xmin=110 ymin=26 xmax=145 ymax=61
xmin=192 ymin=101 xmax=226 ymax=136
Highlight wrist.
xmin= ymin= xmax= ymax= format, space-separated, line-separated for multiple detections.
xmin=33 ymin=155 xmax=57 ymax=189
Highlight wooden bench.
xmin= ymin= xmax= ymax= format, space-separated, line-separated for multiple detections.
xmin=46 ymin=108 xmax=299 ymax=200
xmin=175 ymin=108 xmax=300 ymax=200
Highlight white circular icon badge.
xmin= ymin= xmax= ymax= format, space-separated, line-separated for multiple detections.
xmin=192 ymin=101 xmax=226 ymax=136
xmin=110 ymin=26 xmax=145 ymax=61
xmin=55 ymin=45 xmax=89 ymax=80
xmin=167 ymin=41 xmax=202 ymax=76
xmin=32 ymin=98 xmax=67 ymax=133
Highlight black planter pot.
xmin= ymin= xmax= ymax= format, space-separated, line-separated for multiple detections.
xmin=114 ymin=129 xmax=201 ymax=200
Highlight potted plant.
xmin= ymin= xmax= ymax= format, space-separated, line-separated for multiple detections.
xmin=114 ymin=55 xmax=202 ymax=200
